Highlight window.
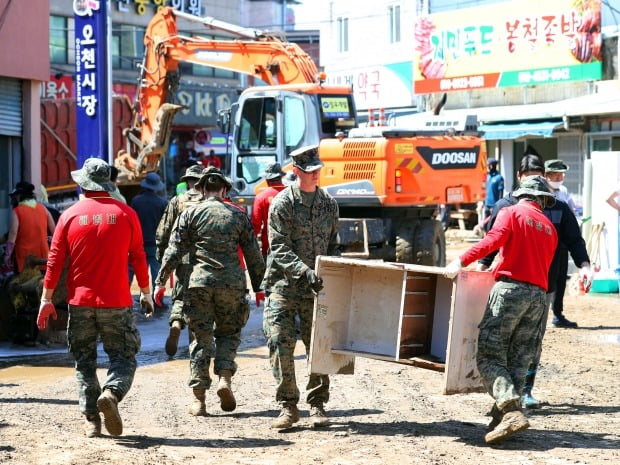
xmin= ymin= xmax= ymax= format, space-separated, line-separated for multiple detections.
xmin=388 ymin=5 xmax=401 ymax=44
xmin=236 ymin=97 xmax=279 ymax=184
xmin=237 ymin=97 xmax=277 ymax=151
xmin=284 ymin=96 xmax=306 ymax=155
xmin=337 ymin=17 xmax=349 ymax=53
xmin=50 ymin=16 xmax=68 ymax=64
xmin=111 ymin=24 xmax=145 ymax=70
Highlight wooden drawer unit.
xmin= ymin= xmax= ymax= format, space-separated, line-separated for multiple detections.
xmin=309 ymin=256 xmax=495 ymax=394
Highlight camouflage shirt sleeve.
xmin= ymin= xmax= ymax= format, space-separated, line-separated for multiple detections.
xmin=155 ymin=210 xmax=192 ymax=286
xmin=155 ymin=195 xmax=180 ymax=262
xmin=268 ymin=189 xmax=310 ymax=281
xmin=237 ymin=212 xmax=266 ymax=291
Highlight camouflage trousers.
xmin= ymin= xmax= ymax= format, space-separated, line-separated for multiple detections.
xmin=476 ymin=278 xmax=546 ymax=410
xmin=184 ymin=287 xmax=250 ymax=389
xmin=168 ymin=264 xmax=191 ymax=329
xmin=67 ymin=305 xmax=141 ymax=416
xmin=263 ymin=292 xmax=329 ymax=406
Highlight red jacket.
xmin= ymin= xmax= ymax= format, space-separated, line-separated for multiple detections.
xmin=460 ymin=200 xmax=557 ymax=291
xmin=251 ymin=184 xmax=285 ymax=254
xmin=43 ymin=192 xmax=149 ymax=307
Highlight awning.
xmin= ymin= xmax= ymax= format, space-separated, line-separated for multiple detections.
xmin=479 ymin=121 xmax=563 ymax=140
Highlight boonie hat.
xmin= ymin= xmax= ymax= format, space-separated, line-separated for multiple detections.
xmin=513 ymin=175 xmax=555 ymax=200
xmin=263 ymin=162 xmax=285 ymax=180
xmin=9 ymin=181 xmax=35 ymax=196
xmin=291 ymin=145 xmax=323 ymax=172
xmin=71 ymin=157 xmax=115 ymax=192
xmin=140 ymin=172 xmax=165 ymax=191
xmin=197 ymin=166 xmax=232 ymax=190
xmin=180 ymin=164 xmax=204 ymax=182
xmin=544 ymin=159 xmax=569 ymax=173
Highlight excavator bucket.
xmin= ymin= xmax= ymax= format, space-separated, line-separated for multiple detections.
xmin=135 ymin=102 xmax=184 ymax=174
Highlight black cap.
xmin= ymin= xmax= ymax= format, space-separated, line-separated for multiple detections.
xmin=9 ymin=181 xmax=35 ymax=196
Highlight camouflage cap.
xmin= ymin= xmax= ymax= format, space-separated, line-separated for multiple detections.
xmin=291 ymin=145 xmax=323 ymax=172
xmin=513 ymin=175 xmax=555 ymax=199
xmin=263 ymin=162 xmax=285 ymax=180
xmin=180 ymin=164 xmax=204 ymax=181
xmin=197 ymin=166 xmax=232 ymax=190
xmin=71 ymin=157 xmax=115 ymax=192
xmin=544 ymin=159 xmax=569 ymax=173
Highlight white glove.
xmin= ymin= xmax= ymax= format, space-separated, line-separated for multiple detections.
xmin=578 ymin=266 xmax=594 ymax=293
xmin=140 ymin=291 xmax=155 ymax=317
xmin=443 ymin=258 xmax=463 ymax=279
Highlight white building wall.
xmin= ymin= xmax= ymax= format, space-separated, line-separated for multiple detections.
xmin=319 ymin=1 xmax=417 ymax=111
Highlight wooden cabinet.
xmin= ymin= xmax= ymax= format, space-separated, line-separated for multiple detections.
xmin=309 ymin=256 xmax=495 ymax=394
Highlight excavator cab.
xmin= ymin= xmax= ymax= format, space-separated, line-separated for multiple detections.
xmin=228 ymin=85 xmax=357 ymax=203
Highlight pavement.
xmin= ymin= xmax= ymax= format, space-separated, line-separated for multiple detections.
xmin=0 ymin=297 xmax=266 ymax=362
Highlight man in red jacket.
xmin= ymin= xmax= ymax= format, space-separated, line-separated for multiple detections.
xmin=36 ymin=157 xmax=153 ymax=438
xmin=251 ymin=162 xmax=286 ymax=260
xmin=444 ymin=175 xmax=558 ymax=444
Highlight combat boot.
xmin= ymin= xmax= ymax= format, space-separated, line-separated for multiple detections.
xmin=189 ymin=387 xmax=207 ymax=416
xmin=271 ymin=403 xmax=300 ymax=429
xmin=486 ymin=404 xmax=502 ymax=433
xmin=97 ymin=389 xmax=123 ymax=436
xmin=216 ymin=369 xmax=236 ymax=412
xmin=165 ymin=320 xmax=183 ymax=357
xmin=84 ymin=413 xmax=101 ymax=438
xmin=309 ymin=402 xmax=329 ymax=427
xmin=484 ymin=400 xmax=530 ymax=444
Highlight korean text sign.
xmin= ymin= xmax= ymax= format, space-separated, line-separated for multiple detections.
xmin=74 ymin=0 xmax=109 ymax=167
xmin=414 ymin=0 xmax=602 ymax=94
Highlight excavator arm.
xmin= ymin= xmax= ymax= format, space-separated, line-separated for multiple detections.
xmin=116 ymin=6 xmax=320 ymax=182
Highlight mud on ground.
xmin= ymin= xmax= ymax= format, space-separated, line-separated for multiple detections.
xmin=0 ymin=233 xmax=619 ymax=465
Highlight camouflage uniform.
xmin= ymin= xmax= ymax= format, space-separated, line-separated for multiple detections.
xmin=155 ymin=186 xmax=203 ymax=329
xmin=156 ymin=196 xmax=264 ymax=388
xmin=68 ymin=306 xmax=141 ymax=414
xmin=262 ymin=184 xmax=339 ymax=407
xmin=476 ymin=278 xmax=546 ymax=408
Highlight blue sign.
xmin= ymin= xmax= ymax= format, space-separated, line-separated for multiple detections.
xmin=73 ymin=0 xmax=109 ymax=168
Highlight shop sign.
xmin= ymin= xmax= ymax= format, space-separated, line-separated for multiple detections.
xmin=115 ymin=0 xmax=202 ymax=16
xmin=74 ymin=0 xmax=110 ymax=166
xmin=414 ymin=0 xmax=602 ymax=94
xmin=41 ymin=75 xmax=73 ymax=99
xmin=172 ymin=87 xmax=239 ymax=126
xmin=326 ymin=62 xmax=413 ymax=111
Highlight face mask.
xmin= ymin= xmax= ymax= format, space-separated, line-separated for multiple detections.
xmin=547 ymin=180 xmax=563 ymax=189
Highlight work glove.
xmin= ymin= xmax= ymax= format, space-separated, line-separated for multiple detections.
xmin=154 ymin=285 xmax=166 ymax=307
xmin=140 ymin=291 xmax=155 ymax=317
xmin=37 ymin=299 xmax=57 ymax=330
xmin=255 ymin=291 xmax=265 ymax=307
xmin=305 ymin=268 xmax=324 ymax=294
xmin=443 ymin=258 xmax=463 ymax=279
xmin=578 ymin=266 xmax=594 ymax=293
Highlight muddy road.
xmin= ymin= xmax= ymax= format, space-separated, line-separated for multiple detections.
xmin=1 ymin=232 xmax=619 ymax=465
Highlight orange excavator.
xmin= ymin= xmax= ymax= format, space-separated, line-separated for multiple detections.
xmin=117 ymin=7 xmax=487 ymax=265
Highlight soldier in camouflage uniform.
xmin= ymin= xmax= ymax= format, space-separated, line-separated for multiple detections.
xmin=262 ymin=145 xmax=340 ymax=429
xmin=154 ymin=167 xmax=264 ymax=416
xmin=443 ymin=176 xmax=558 ymax=444
xmin=155 ymin=164 xmax=204 ymax=357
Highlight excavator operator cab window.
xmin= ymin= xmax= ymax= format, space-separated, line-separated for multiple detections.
xmin=235 ymin=96 xmax=279 ymax=185
xmin=237 ymin=97 xmax=277 ymax=151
